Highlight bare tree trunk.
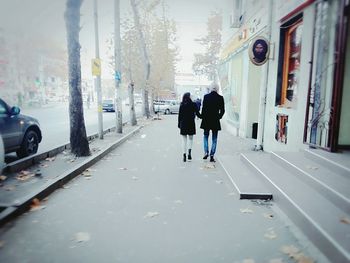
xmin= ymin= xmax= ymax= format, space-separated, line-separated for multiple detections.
xmin=149 ymin=87 xmax=155 ymax=115
xmin=130 ymin=0 xmax=150 ymax=118
xmin=64 ymin=0 xmax=90 ymax=156
xmin=128 ymin=82 xmax=137 ymax=126
xmin=114 ymin=0 xmax=123 ymax=133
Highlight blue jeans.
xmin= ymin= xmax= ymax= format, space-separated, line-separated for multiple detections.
xmin=203 ymin=130 xmax=218 ymax=156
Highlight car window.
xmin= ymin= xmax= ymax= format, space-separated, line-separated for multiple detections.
xmin=0 ymin=101 xmax=7 ymax=115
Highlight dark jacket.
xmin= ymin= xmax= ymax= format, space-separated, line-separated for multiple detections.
xmin=200 ymin=91 xmax=225 ymax=131
xmin=178 ymin=101 xmax=201 ymax=135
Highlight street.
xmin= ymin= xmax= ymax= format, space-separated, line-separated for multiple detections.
xmin=0 ymin=115 xmax=324 ymax=263
xmin=5 ymin=102 xmax=142 ymax=162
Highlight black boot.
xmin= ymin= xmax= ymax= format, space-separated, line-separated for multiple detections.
xmin=210 ymin=156 xmax=216 ymax=162
xmin=183 ymin=153 xmax=186 ymax=162
xmin=188 ymin=149 xmax=192 ymax=160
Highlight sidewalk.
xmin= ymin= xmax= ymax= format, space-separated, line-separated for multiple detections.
xmin=0 ymin=115 xmax=328 ymax=263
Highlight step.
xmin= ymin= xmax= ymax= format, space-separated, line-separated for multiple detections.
xmin=218 ymin=154 xmax=272 ymax=200
xmin=304 ymin=148 xmax=350 ymax=178
xmin=271 ymin=151 xmax=350 ymax=214
xmin=242 ymin=152 xmax=350 ymax=263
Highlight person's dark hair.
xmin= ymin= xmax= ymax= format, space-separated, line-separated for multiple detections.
xmin=181 ymin=92 xmax=192 ymax=105
xmin=253 ymin=39 xmax=268 ymax=62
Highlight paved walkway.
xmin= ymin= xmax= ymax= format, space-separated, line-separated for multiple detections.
xmin=0 ymin=115 xmax=328 ymax=263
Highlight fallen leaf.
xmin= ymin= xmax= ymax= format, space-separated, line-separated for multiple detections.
xmin=263 ymin=213 xmax=274 ymax=219
xmin=30 ymin=198 xmax=46 ymax=212
xmin=4 ymin=186 xmax=15 ymax=191
xmin=144 ymin=211 xmax=160 ymax=218
xmin=74 ymin=232 xmax=90 ymax=243
xmin=240 ymin=208 xmax=253 ymax=214
xmin=82 ymin=172 xmax=92 ymax=177
xmin=0 ymin=175 xmax=7 ymax=181
xmin=19 ymin=170 xmax=31 ymax=175
xmin=340 ymin=217 xmax=350 ymax=225
xmin=204 ymin=163 xmax=215 ymax=169
xmin=16 ymin=172 xmax=35 ymax=181
xmin=264 ymin=230 xmax=277 ymax=239
xmin=45 ymin=157 xmax=55 ymax=162
xmin=295 ymin=255 xmax=314 ymax=263
xmin=306 ymin=165 xmax=318 ymax=170
xmin=281 ymin=245 xmax=300 ymax=258
xmin=140 ymin=134 xmax=146 ymax=138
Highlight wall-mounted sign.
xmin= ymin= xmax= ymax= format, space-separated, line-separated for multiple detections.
xmin=248 ymin=36 xmax=270 ymax=66
xmin=91 ymin=58 xmax=101 ymax=76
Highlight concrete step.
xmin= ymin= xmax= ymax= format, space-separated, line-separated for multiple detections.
xmin=304 ymin=148 xmax=350 ymax=178
xmin=218 ymin=154 xmax=272 ymax=200
xmin=272 ymin=151 xmax=350 ymax=214
xmin=242 ymin=152 xmax=350 ymax=263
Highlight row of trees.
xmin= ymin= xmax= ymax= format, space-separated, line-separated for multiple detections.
xmin=192 ymin=11 xmax=222 ymax=82
xmin=65 ymin=0 xmax=178 ymax=156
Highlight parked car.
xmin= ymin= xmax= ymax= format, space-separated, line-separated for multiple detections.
xmin=0 ymin=98 xmax=42 ymax=158
xmin=0 ymin=134 xmax=4 ymax=172
xmin=154 ymin=100 xmax=180 ymax=114
xmin=102 ymin=99 xmax=115 ymax=112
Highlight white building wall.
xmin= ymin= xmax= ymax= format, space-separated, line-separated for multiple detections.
xmin=263 ymin=4 xmax=316 ymax=152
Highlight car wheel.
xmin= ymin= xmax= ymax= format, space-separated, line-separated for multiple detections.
xmin=165 ymin=109 xmax=170 ymax=115
xmin=17 ymin=130 xmax=39 ymax=158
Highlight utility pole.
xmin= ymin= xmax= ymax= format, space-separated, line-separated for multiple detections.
xmin=114 ymin=0 xmax=123 ymax=133
xmin=93 ymin=0 xmax=103 ymax=139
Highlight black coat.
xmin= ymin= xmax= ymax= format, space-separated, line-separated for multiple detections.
xmin=200 ymin=91 xmax=225 ymax=131
xmin=178 ymin=102 xmax=201 ymax=135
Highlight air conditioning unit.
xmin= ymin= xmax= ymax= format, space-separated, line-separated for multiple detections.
xmin=230 ymin=12 xmax=245 ymax=29
xmin=229 ymin=13 xmax=241 ymax=28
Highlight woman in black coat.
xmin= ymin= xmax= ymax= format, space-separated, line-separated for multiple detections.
xmin=178 ymin=92 xmax=201 ymax=162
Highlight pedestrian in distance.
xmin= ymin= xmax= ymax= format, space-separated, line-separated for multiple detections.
xmin=200 ymin=83 xmax=225 ymax=162
xmin=178 ymin=92 xmax=201 ymax=162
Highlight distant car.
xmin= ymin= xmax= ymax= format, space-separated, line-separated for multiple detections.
xmin=154 ymin=100 xmax=180 ymax=114
xmin=102 ymin=99 xmax=115 ymax=112
xmin=0 ymin=98 xmax=42 ymax=158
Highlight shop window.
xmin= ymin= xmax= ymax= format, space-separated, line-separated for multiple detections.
xmin=275 ymin=114 xmax=288 ymax=144
xmin=276 ymin=14 xmax=303 ymax=108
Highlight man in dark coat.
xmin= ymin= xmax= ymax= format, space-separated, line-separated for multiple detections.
xmin=200 ymin=83 xmax=225 ymax=162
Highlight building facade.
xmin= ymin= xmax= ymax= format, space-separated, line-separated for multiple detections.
xmin=219 ymin=0 xmax=350 ymax=153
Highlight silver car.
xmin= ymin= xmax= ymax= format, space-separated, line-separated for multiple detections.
xmin=154 ymin=100 xmax=180 ymax=114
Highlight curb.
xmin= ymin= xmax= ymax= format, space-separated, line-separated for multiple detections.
xmin=0 ymin=125 xmax=142 ymax=228
xmin=4 ymin=123 xmax=128 ymax=174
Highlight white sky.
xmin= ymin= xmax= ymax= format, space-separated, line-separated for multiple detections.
xmin=0 ymin=0 xmax=229 ymax=79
